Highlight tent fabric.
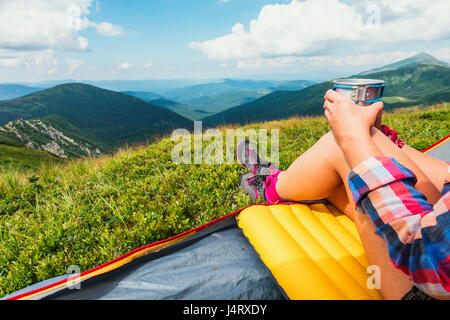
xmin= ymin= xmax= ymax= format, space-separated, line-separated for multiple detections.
xmin=35 ymin=227 xmax=285 ymax=300
xmin=3 ymin=135 xmax=449 ymax=300
xmin=3 ymin=210 xmax=287 ymax=300
xmin=422 ymin=134 xmax=449 ymax=162
xmin=237 ymin=203 xmax=382 ymax=300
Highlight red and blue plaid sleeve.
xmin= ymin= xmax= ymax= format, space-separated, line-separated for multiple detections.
xmin=348 ymin=156 xmax=450 ymax=298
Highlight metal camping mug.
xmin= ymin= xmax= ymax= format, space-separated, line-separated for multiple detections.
xmin=332 ymin=79 xmax=385 ymax=106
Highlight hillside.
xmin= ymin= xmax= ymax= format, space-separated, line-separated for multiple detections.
xmin=0 ymin=143 xmax=65 ymax=172
xmin=0 ymin=83 xmax=193 ymax=148
xmin=0 ymin=115 xmax=110 ymax=158
xmin=163 ymin=79 xmax=315 ymax=114
xmin=0 ymin=105 xmax=447 ymax=297
xmin=203 ymin=81 xmax=332 ymax=126
xmin=0 ymin=84 xmax=42 ymax=101
xmin=360 ymin=52 xmax=449 ymax=75
xmin=121 ymin=91 xmax=165 ymax=101
xmin=183 ymin=90 xmax=268 ymax=114
xmin=121 ymin=91 xmax=209 ymax=120
xmin=164 ymin=79 xmax=281 ymax=100
xmin=204 ymin=64 xmax=450 ymax=126
xmin=355 ymin=64 xmax=450 ymax=107
xmin=149 ymin=99 xmax=210 ymax=121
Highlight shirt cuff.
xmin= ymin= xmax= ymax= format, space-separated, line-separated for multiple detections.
xmin=347 ymin=156 xmax=417 ymax=206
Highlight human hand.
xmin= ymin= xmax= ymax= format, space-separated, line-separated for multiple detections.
xmin=323 ymin=89 xmax=384 ymax=150
xmin=374 ymin=107 xmax=383 ymax=130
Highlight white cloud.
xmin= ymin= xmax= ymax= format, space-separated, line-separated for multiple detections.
xmin=117 ymin=62 xmax=134 ymax=70
xmin=427 ymin=48 xmax=450 ymax=62
xmin=0 ymin=49 xmax=59 ymax=74
xmin=143 ymin=62 xmax=153 ymax=68
xmin=66 ymin=58 xmax=83 ymax=74
xmin=87 ymin=66 xmax=97 ymax=72
xmin=0 ymin=0 xmax=91 ymax=51
xmin=0 ymin=49 xmax=28 ymax=67
xmin=0 ymin=0 xmax=125 ymax=52
xmin=233 ymin=49 xmax=450 ymax=70
xmin=190 ymin=0 xmax=450 ymax=67
xmin=25 ymin=50 xmax=59 ymax=75
xmin=90 ymin=22 xmax=125 ymax=36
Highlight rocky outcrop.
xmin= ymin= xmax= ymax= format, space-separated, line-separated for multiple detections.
xmin=0 ymin=118 xmax=103 ymax=158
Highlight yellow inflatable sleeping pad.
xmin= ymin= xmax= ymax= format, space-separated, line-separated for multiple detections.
xmin=237 ymin=203 xmax=382 ymax=300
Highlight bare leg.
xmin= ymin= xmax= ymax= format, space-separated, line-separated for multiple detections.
xmin=401 ymin=144 xmax=448 ymax=192
xmin=276 ymin=130 xmax=443 ymax=205
xmin=275 ymin=133 xmax=342 ymax=201
xmin=275 ymin=128 xmax=444 ymax=299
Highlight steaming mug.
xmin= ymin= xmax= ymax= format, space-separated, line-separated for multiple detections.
xmin=332 ymin=79 xmax=385 ymax=106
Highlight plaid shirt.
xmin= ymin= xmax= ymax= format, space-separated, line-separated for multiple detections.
xmin=348 ymin=156 xmax=450 ymax=299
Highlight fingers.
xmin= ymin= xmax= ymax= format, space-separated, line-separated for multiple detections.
xmin=371 ymin=101 xmax=384 ymax=112
xmin=323 ymin=99 xmax=332 ymax=111
xmin=324 ymin=108 xmax=331 ymax=121
xmin=324 ymin=89 xmax=340 ymax=102
xmin=367 ymin=101 xmax=384 ymax=118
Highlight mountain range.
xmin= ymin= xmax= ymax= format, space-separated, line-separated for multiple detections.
xmin=0 ymin=84 xmax=42 ymax=101
xmin=122 ymin=91 xmax=210 ymax=120
xmin=0 ymin=79 xmax=317 ymax=118
xmin=0 ymin=52 xmax=448 ymax=162
xmin=163 ymin=79 xmax=316 ymax=113
xmin=203 ymin=53 xmax=450 ymax=126
xmin=360 ymin=52 xmax=449 ymax=75
xmin=0 ymin=84 xmax=192 ymax=154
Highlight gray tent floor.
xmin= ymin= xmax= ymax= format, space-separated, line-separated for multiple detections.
xmin=425 ymin=138 xmax=450 ymax=162
xmin=4 ymin=223 xmax=285 ymax=300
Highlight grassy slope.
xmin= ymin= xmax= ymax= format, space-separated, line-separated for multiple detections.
xmin=0 ymin=105 xmax=448 ymax=296
xmin=0 ymin=144 xmax=65 ymax=172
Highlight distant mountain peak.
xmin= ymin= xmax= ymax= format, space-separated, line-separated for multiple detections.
xmin=414 ymin=52 xmax=436 ymax=59
xmin=360 ymin=52 xmax=448 ymax=75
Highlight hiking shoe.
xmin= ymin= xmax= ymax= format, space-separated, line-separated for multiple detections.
xmin=236 ymin=138 xmax=279 ymax=176
xmin=238 ymin=172 xmax=267 ymax=202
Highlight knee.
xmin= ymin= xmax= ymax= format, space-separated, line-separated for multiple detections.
xmin=370 ymin=126 xmax=396 ymax=146
xmin=321 ymin=130 xmax=335 ymax=145
xmin=370 ymin=127 xmax=382 ymax=137
xmin=321 ymin=130 xmax=340 ymax=151
xmin=319 ymin=130 xmax=343 ymax=162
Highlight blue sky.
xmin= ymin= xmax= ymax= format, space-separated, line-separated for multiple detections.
xmin=73 ymin=0 xmax=292 ymax=78
xmin=0 ymin=0 xmax=449 ymax=83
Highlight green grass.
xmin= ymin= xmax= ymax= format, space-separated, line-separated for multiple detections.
xmin=0 ymin=144 xmax=65 ymax=172
xmin=0 ymin=104 xmax=449 ymax=297
xmin=382 ymin=96 xmax=418 ymax=104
